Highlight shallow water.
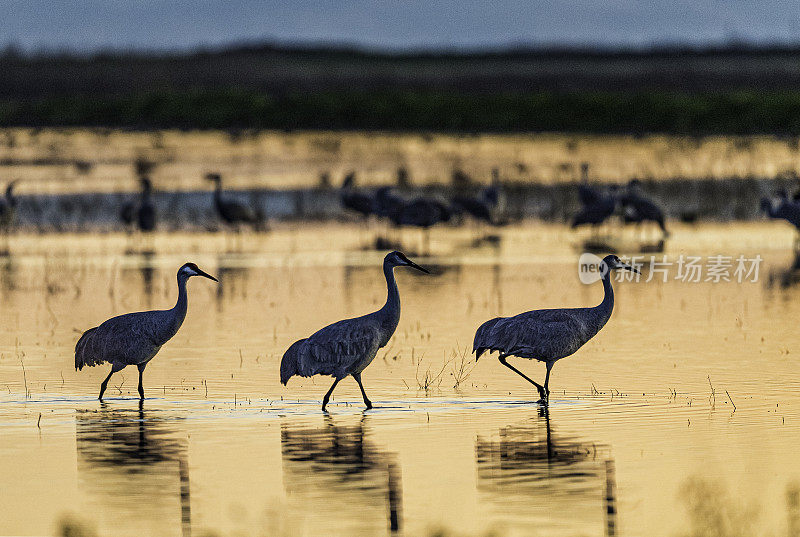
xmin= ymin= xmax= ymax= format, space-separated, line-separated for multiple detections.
xmin=1 ymin=222 xmax=800 ymax=536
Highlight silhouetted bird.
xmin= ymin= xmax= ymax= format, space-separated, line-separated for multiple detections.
xmin=620 ymin=180 xmax=669 ymax=237
xmin=281 ymin=251 xmax=429 ymax=411
xmin=205 ymin=173 xmax=263 ymax=230
xmin=375 ymin=187 xmax=405 ymax=219
xmin=0 ymin=180 xmax=19 ymax=231
xmin=391 ymin=197 xmax=451 ymax=228
xmin=473 ymin=255 xmax=638 ymax=403
xmin=761 ymin=191 xmax=800 ymax=230
xmin=137 ymin=178 xmax=156 ymax=232
xmin=121 ymin=177 xmax=156 ymax=232
xmin=75 ymin=263 xmax=218 ymax=400
xmin=452 ymin=172 xmax=502 ymax=224
xmin=340 ymin=172 xmax=375 ymax=218
xmin=572 ymin=185 xmax=618 ymax=229
xmin=577 ymin=162 xmax=600 ymax=206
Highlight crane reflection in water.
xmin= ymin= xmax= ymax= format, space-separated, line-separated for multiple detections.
xmin=476 ymin=407 xmax=617 ymax=537
xmin=75 ymin=403 xmax=191 ymax=537
xmin=281 ymin=417 xmax=402 ymax=535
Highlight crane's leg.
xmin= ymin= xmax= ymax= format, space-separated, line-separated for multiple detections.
xmin=137 ymin=364 xmax=146 ymax=400
xmin=498 ymin=355 xmax=547 ymax=402
xmin=98 ymin=363 xmax=124 ymax=401
xmin=543 ymin=362 xmax=554 ymax=402
xmin=322 ymin=378 xmax=341 ymax=412
xmin=353 ymin=373 xmax=373 ymax=410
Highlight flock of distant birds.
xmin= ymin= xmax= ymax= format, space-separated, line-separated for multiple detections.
xmin=2 ymin=160 xmax=800 ymax=242
xmin=571 ymin=164 xmax=669 ymax=238
xmin=340 ymin=169 xmax=503 ymax=228
xmin=114 ymin=162 xmax=674 ymax=242
xmin=120 ymin=172 xmax=264 ymax=232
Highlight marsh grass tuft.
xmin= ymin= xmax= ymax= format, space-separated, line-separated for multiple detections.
xmin=415 ymin=355 xmax=447 ymax=392
xmin=449 ymin=345 xmax=476 ymax=389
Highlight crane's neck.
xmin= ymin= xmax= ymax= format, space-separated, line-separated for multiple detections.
xmin=596 ymin=271 xmax=615 ymax=323
xmin=377 ymin=260 xmax=401 ymax=341
xmin=212 ymin=182 xmax=226 ymax=208
xmin=5 ymin=185 xmax=15 ymax=207
xmin=160 ymin=274 xmax=190 ymax=343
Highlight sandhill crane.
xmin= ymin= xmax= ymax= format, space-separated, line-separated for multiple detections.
xmin=75 ymin=263 xmax=218 ymax=400
xmin=620 ymin=180 xmax=669 ymax=237
xmin=572 ymin=185 xmax=618 ymax=231
xmin=375 ymin=187 xmax=405 ymax=219
xmin=762 ymin=191 xmax=800 ymax=248
xmin=452 ymin=171 xmax=502 ymax=224
xmin=391 ymin=197 xmax=451 ymax=228
xmin=576 ymin=163 xmax=600 ymax=207
xmin=280 ymin=251 xmax=429 ymax=411
xmin=0 ymin=180 xmax=19 ymax=231
xmin=340 ymin=172 xmax=375 ymax=218
xmin=121 ymin=177 xmax=156 ymax=232
xmin=205 ymin=173 xmax=262 ymax=230
xmin=473 ymin=255 xmax=638 ymax=403
xmin=761 ymin=190 xmax=800 ymax=230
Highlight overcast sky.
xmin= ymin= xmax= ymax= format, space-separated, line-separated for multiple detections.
xmin=4 ymin=0 xmax=800 ymax=53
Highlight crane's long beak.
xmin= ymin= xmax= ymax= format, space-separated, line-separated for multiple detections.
xmin=406 ymin=260 xmax=430 ymax=274
xmin=622 ymin=262 xmax=640 ymax=275
xmin=196 ymin=268 xmax=219 ymax=282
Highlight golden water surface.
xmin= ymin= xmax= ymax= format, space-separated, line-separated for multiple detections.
xmin=0 ymin=222 xmax=799 ymax=537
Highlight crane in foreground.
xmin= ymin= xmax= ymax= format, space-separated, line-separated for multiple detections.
xmin=280 ymin=251 xmax=430 ymax=411
xmin=473 ymin=254 xmax=638 ymax=404
xmin=75 ymin=263 xmax=218 ymax=400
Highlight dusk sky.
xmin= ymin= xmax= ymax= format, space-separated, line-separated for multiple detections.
xmin=4 ymin=0 xmax=800 ymax=52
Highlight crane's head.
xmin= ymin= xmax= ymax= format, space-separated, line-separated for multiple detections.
xmin=204 ymin=173 xmax=222 ymax=184
xmin=385 ymin=251 xmax=430 ymax=273
xmin=602 ymin=254 xmax=640 ymax=276
xmin=178 ymin=262 xmax=219 ymax=282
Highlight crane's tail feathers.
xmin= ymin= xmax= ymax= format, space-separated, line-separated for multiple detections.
xmin=74 ymin=327 xmax=104 ymax=370
xmin=280 ymin=338 xmax=306 ymax=385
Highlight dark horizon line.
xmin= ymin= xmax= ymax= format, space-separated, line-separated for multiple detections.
xmin=7 ymin=36 xmax=800 ymax=61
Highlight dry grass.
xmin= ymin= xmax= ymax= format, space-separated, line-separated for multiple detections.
xmin=415 ymin=355 xmax=448 ymax=392
xmin=449 ymin=345 xmax=476 ymax=390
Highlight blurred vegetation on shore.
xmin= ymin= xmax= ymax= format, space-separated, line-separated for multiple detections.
xmin=6 ymin=89 xmax=800 ymax=134
xmin=4 ymin=43 xmax=800 ymax=134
